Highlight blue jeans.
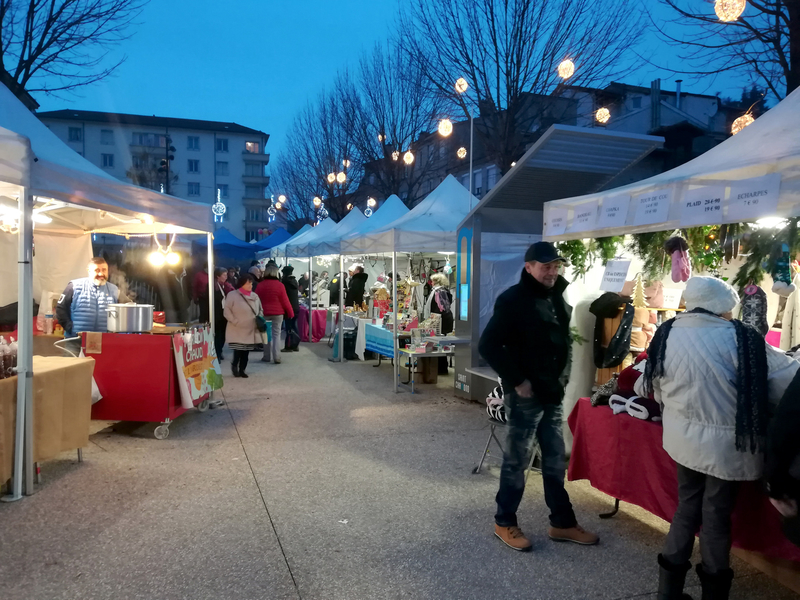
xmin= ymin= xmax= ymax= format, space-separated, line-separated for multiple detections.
xmin=495 ymin=391 xmax=577 ymax=529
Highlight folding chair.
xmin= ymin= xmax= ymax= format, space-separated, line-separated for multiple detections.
xmin=472 ymin=417 xmax=541 ymax=482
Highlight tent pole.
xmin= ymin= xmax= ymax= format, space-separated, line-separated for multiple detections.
xmin=207 ymin=233 xmax=214 ymax=331
xmin=308 ymin=256 xmax=313 ymax=345
xmin=392 ymin=248 xmax=398 ymax=393
xmin=337 ymin=255 xmax=344 ymax=362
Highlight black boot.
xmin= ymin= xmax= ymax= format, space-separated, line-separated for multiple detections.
xmin=696 ymin=564 xmax=733 ymax=600
xmin=657 ymin=554 xmax=693 ymax=600
xmin=231 ymin=365 xmax=240 ymax=378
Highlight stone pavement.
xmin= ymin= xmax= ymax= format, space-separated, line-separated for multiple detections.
xmin=1 ymin=342 xmax=797 ymax=599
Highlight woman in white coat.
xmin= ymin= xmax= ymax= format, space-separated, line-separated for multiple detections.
xmin=640 ymin=277 xmax=798 ymax=600
xmin=224 ymin=274 xmax=263 ymax=378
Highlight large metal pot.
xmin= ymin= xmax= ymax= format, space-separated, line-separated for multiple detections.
xmin=106 ymin=303 xmax=154 ymax=333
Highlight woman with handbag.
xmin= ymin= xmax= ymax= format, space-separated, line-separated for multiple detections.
xmin=223 ymin=273 xmax=264 ymax=378
xmin=255 ymin=264 xmax=295 ymax=364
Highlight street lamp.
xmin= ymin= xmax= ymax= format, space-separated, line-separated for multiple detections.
xmin=403 ymin=151 xmax=414 ymax=165
xmin=455 ymin=78 xmax=469 ymax=94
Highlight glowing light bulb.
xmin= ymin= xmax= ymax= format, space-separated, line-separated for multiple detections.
xmin=455 ymin=78 xmax=468 ymax=94
xmin=714 ymin=0 xmax=746 ymax=21
xmin=336 ymin=172 xmax=346 ymax=184
xmin=367 ymin=197 xmax=376 ymax=207
xmin=148 ymin=252 xmax=166 ymax=267
xmin=457 ymin=147 xmax=467 ymax=159
xmin=313 ymin=197 xmax=322 ymax=207
xmin=595 ymin=107 xmax=611 ymax=124
xmin=391 ymin=150 xmax=400 ymax=161
xmin=342 ymin=159 xmax=351 ymax=168
xmin=403 ymin=151 xmax=414 ymax=165
xmin=557 ymin=59 xmax=575 ymax=79
xmin=166 ymin=252 xmax=180 ymax=266
xmin=327 ymin=173 xmax=336 ymax=183
xmin=438 ymin=119 xmax=453 ymax=137
xmin=731 ymin=113 xmax=755 ymax=135
xmin=278 ymin=194 xmax=286 ymax=203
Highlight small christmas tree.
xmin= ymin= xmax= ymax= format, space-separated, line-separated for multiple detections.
xmin=632 ymin=273 xmax=649 ymax=308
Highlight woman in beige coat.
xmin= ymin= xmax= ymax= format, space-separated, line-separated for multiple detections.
xmin=224 ymin=274 xmax=263 ymax=378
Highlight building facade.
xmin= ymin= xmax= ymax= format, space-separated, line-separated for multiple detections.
xmin=37 ymin=110 xmax=276 ymax=241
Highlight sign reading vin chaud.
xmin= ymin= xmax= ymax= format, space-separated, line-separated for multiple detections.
xmin=726 ymin=174 xmax=781 ymax=222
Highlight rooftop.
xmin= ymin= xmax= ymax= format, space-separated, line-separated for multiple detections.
xmin=36 ymin=109 xmax=269 ymax=137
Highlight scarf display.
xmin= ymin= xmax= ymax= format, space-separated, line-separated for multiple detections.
xmin=644 ymin=308 xmax=769 ymax=454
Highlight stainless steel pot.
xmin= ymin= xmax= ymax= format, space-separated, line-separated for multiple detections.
xmin=106 ymin=303 xmax=154 ymax=333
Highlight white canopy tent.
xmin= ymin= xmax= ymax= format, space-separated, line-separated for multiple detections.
xmin=283 ymin=218 xmax=336 ymax=259
xmin=340 ymin=195 xmax=409 ymax=251
xmin=542 ymin=86 xmax=800 ymax=241
xmin=308 ymin=207 xmax=366 ymax=257
xmin=0 ymin=84 xmax=213 ymax=502
xmin=256 ymin=223 xmax=312 ymax=260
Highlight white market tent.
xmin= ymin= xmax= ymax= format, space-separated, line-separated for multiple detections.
xmin=340 ymin=195 xmax=409 ymax=252
xmin=0 ymin=84 xmax=213 ymax=502
xmin=344 ymin=175 xmax=477 ymax=255
xmin=542 ymin=86 xmax=800 ymax=241
xmin=256 ymin=223 xmax=312 ymax=260
xmin=283 ymin=218 xmax=337 ymax=258
xmin=307 ymin=207 xmax=366 ymax=257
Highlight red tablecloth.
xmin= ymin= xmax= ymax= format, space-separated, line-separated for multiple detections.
xmin=297 ymin=306 xmax=327 ymax=343
xmin=568 ymin=397 xmax=800 ymax=563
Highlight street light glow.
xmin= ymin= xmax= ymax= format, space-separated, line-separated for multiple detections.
xmin=557 ymin=59 xmax=575 ymax=79
xmin=457 ymin=147 xmax=467 ymax=159
xmin=403 ymin=151 xmax=414 ymax=165
xmin=455 ymin=78 xmax=469 ymax=94
xmin=714 ymin=0 xmax=746 ymax=21
xmin=278 ymin=194 xmax=286 ymax=203
xmin=336 ymin=171 xmax=346 ymax=184
xmin=438 ymin=119 xmax=453 ymax=137
xmin=313 ymin=196 xmax=322 ymax=207
xmin=595 ymin=107 xmax=611 ymax=124
xmin=275 ymin=202 xmax=282 ymax=209
xmin=327 ymin=173 xmax=336 ymax=183
xmin=367 ymin=197 xmax=376 ymax=207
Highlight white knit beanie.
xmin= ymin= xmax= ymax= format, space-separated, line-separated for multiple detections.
xmin=683 ymin=276 xmax=739 ymax=315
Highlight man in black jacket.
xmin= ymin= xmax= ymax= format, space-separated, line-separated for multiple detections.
xmin=345 ymin=265 xmax=369 ymax=307
xmin=479 ymin=242 xmax=598 ymax=552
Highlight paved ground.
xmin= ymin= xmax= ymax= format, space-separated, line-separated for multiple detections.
xmin=1 ymin=342 xmax=798 ymax=599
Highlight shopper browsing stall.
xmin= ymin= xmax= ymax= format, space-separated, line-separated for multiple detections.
xmin=639 ymin=276 xmax=799 ymax=600
xmin=345 ymin=264 xmax=369 ymax=307
xmin=224 ymin=274 xmax=263 ymax=378
xmin=255 ymin=264 xmax=294 ymax=364
xmin=425 ymin=273 xmax=454 ymax=374
xmin=281 ymin=265 xmax=301 ymax=352
xmin=479 ymin=242 xmax=598 ymax=552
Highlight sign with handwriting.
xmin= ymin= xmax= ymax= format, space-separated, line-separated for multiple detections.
xmin=632 ymin=190 xmax=672 ymax=226
xmin=599 ymin=260 xmax=631 ymax=292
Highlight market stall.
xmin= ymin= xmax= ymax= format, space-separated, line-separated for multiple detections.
xmin=0 ymin=82 xmax=218 ymax=500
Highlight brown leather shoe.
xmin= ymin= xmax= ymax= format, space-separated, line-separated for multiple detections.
xmin=494 ymin=524 xmax=533 ymax=552
xmin=547 ymin=524 xmax=599 ymax=545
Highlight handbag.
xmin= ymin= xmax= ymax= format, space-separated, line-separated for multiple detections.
xmin=239 ymin=291 xmax=267 ymax=332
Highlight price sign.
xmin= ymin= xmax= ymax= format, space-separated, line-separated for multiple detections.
xmin=600 ymin=259 xmax=631 ymax=292
xmin=632 ymin=189 xmax=672 ymax=226
xmin=544 ymin=207 xmax=568 ymax=237
xmin=727 ymin=174 xmax=781 ymax=222
xmin=568 ymin=200 xmax=598 ymax=233
xmin=680 ymin=186 xmax=725 ymax=227
xmin=596 ymin=195 xmax=630 ymax=229
xmin=661 ymin=287 xmax=683 ymax=310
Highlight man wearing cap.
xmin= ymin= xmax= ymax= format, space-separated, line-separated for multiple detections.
xmin=479 ymin=241 xmax=598 ymax=551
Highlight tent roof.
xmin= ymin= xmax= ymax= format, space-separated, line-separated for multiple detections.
xmin=459 ymin=124 xmax=664 ymax=235
xmin=257 ymin=223 xmax=313 ymax=258
xmin=542 ymin=86 xmax=800 ymax=241
xmin=344 ymin=175 xmax=477 ymax=254
xmin=194 ymin=227 xmax=253 ymax=249
xmin=308 ymin=207 xmax=366 ymax=256
xmin=254 ymin=228 xmax=291 ymax=250
xmin=0 ymin=83 xmax=211 ymax=234
xmin=284 ymin=217 xmax=338 ymax=257
xmin=344 ymin=195 xmax=410 ymax=239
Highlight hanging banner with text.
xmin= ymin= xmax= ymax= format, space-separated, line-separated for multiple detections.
xmin=172 ymin=326 xmax=224 ymax=409
xmin=568 ymin=200 xmax=599 ymax=233
xmin=726 ymin=174 xmax=782 ymax=223
xmin=544 ymin=207 xmax=568 ymax=237
xmin=596 ymin=195 xmax=631 ymax=229
xmin=680 ymin=186 xmax=726 ymax=227
xmin=600 ymin=260 xmax=632 ymax=292
xmin=633 ymin=190 xmax=672 ymax=226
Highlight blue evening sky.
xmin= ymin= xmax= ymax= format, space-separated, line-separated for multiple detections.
xmin=34 ymin=0 xmax=748 ymax=159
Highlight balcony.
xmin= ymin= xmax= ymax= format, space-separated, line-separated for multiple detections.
xmin=242 ymin=174 xmax=270 ymax=185
xmin=242 ymin=151 xmax=270 ymax=164
xmin=242 ymin=197 xmax=271 ymax=208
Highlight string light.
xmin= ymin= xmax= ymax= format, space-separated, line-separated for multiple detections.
xmin=327 ymin=173 xmax=336 ymax=183
xmin=336 ymin=172 xmax=346 ymax=184
xmin=342 ymin=159 xmax=351 ymax=168
xmin=438 ymin=119 xmax=453 ymax=137
xmin=457 ymin=147 xmax=467 ymax=159
xmin=455 ymin=78 xmax=469 ymax=94
xmin=275 ymin=202 xmax=283 ymax=209
xmin=347 ymin=203 xmax=353 ymax=211
xmin=403 ymin=151 xmax=415 ymax=165
xmin=278 ymin=194 xmax=286 ymax=203
xmin=367 ymin=197 xmax=376 ymax=207
xmin=595 ymin=107 xmax=611 ymax=124
xmin=557 ymin=59 xmax=575 ymax=79
xmin=731 ymin=113 xmax=755 ymax=135
xmin=313 ymin=197 xmax=322 ymax=207
xmin=715 ymin=0 xmax=746 ymax=22
xmin=378 ymin=133 xmax=385 ymax=142
xmin=391 ymin=150 xmax=400 ymax=161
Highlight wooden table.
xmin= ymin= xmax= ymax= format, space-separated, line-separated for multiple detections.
xmin=0 ymin=356 xmax=95 ymax=485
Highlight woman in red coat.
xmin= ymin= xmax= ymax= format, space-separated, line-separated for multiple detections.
xmin=255 ymin=263 xmax=295 ymax=364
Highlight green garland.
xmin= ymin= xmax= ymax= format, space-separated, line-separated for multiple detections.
xmin=557 ymin=240 xmax=595 ymax=280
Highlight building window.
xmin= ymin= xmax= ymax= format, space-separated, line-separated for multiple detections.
xmin=68 ymin=127 xmax=82 ymax=142
xmin=217 ymin=184 xmax=229 ymax=198
xmin=439 ymin=143 xmax=446 ymax=160
xmin=487 ymin=166 xmax=498 ymax=190
xmin=101 ymin=154 xmax=114 ymax=168
xmin=632 ymin=96 xmax=642 ymax=109
xmin=246 ymin=208 xmax=260 ymax=221
xmin=188 ymin=182 xmax=200 ymax=196
xmin=245 ymin=141 xmax=260 ymax=154
xmin=100 ymin=129 xmax=114 ymax=145
xmin=187 ymin=159 xmax=200 ymax=173
xmin=216 ymin=161 xmax=229 ymax=176
xmin=244 ymin=162 xmax=261 ymax=176
xmin=245 ymin=230 xmax=258 ymax=242
xmin=132 ymin=132 xmax=166 ymax=147
xmin=187 ymin=136 xmax=200 ymax=150
xmin=473 ymin=170 xmax=483 ymax=197
xmin=216 ymin=138 xmax=228 ymax=152
xmin=244 ymin=185 xmax=260 ymax=198
xmin=427 ymin=144 xmax=434 ymax=161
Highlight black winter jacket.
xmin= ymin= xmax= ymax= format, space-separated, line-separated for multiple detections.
xmin=478 ymin=270 xmax=572 ymax=403
xmin=346 ymin=272 xmax=369 ymax=307
xmin=282 ymin=275 xmax=300 ymax=313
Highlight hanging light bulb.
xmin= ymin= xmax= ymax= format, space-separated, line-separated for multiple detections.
xmin=457 ymin=147 xmax=467 ymax=159
xmin=403 ymin=151 xmax=415 ymax=165
xmin=455 ymin=78 xmax=469 ymax=94
xmin=336 ymin=171 xmax=346 ymax=183
xmin=278 ymin=194 xmax=286 ymax=203
xmin=346 ymin=203 xmax=353 ymax=211
xmin=595 ymin=107 xmax=611 ymax=124
xmin=166 ymin=252 xmax=181 ymax=266
xmin=342 ymin=159 xmax=351 ymax=168
xmin=731 ymin=113 xmax=755 ymax=135
xmin=148 ymin=252 xmax=166 ymax=267
xmin=438 ymin=119 xmax=453 ymax=137
xmin=275 ymin=202 xmax=283 ymax=209
xmin=367 ymin=197 xmax=376 ymax=207
xmin=391 ymin=150 xmax=400 ymax=161
xmin=378 ymin=133 xmax=385 ymax=142
xmin=313 ymin=196 xmax=322 ymax=207
xmin=714 ymin=0 xmax=746 ymax=22
xmin=511 ymin=161 xmax=517 ymax=167
xmin=557 ymin=59 xmax=575 ymax=79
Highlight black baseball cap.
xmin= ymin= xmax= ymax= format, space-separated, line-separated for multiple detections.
xmin=525 ymin=241 xmax=567 ymax=264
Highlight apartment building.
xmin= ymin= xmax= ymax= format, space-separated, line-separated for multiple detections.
xmin=362 ymin=79 xmax=740 ymax=209
xmin=37 ymin=110 xmax=274 ymax=241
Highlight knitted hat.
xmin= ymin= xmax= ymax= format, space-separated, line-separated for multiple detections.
xmin=683 ymin=276 xmax=739 ymax=315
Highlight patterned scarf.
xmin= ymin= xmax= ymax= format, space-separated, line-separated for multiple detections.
xmin=643 ymin=308 xmax=769 ymax=454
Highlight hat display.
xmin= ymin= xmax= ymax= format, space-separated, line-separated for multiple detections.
xmin=524 ymin=241 xmax=567 ymax=264
xmin=683 ymin=276 xmax=739 ymax=315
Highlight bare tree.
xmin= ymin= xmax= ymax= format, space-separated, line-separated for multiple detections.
xmin=0 ymin=0 xmax=146 ymax=96
xmin=402 ymin=0 xmax=646 ymax=174
xmin=651 ymin=0 xmax=799 ymax=99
